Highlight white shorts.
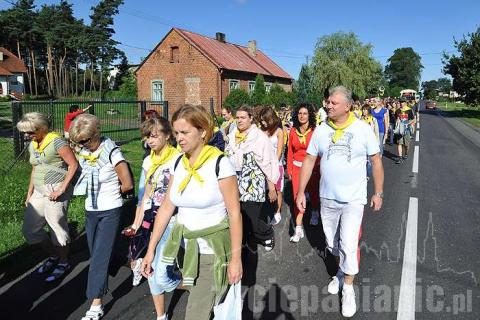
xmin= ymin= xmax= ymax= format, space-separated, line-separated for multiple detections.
xmin=320 ymin=198 xmax=364 ymax=275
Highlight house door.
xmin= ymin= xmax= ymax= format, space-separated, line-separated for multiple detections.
xmin=0 ymin=82 xmax=3 ymax=95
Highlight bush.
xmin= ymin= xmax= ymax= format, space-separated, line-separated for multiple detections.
xmin=224 ymin=88 xmax=250 ymax=110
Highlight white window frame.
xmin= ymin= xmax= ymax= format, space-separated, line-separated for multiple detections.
xmin=265 ymin=82 xmax=272 ymax=93
xmin=248 ymin=81 xmax=256 ymax=93
xmin=151 ymin=79 xmax=164 ymax=101
xmin=229 ymin=79 xmax=240 ymax=92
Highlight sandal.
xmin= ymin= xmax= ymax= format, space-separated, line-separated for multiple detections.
xmin=45 ymin=263 xmax=70 ymax=282
xmin=37 ymin=257 xmax=58 ymax=274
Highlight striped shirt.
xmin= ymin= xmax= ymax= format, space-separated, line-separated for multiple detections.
xmin=29 ymin=137 xmax=69 ymax=186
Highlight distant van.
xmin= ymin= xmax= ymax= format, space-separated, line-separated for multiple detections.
xmin=400 ymin=89 xmax=420 ymax=101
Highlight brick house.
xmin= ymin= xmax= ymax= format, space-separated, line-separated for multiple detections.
xmin=135 ymin=28 xmax=293 ymax=116
xmin=0 ymin=47 xmax=27 ymax=98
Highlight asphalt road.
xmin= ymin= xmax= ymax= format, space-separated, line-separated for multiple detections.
xmin=1 ymin=104 xmax=479 ymax=319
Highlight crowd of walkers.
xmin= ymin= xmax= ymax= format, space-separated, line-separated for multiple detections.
xmin=15 ymin=85 xmax=420 ymax=319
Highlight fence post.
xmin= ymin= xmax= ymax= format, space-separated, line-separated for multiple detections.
xmin=12 ymin=101 xmax=22 ymax=157
xmin=140 ymin=101 xmax=147 ymax=121
xmin=90 ymin=102 xmax=95 ymax=115
xmin=163 ymin=101 xmax=169 ymax=119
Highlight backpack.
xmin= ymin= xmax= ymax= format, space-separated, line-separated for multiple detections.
xmin=109 ymin=146 xmax=136 ymax=200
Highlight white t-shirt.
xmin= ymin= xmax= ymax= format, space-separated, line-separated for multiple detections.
xmin=141 ymin=155 xmax=177 ymax=208
xmin=85 ymin=146 xmax=125 ymax=211
xmin=170 ymin=156 xmax=235 ymax=254
xmin=307 ymin=119 xmax=380 ymax=205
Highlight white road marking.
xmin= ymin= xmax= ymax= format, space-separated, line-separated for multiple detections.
xmin=417 ymin=122 xmax=420 ymax=129
xmin=397 ymin=197 xmax=418 ymax=320
xmin=412 ymin=146 xmax=419 ymax=173
xmin=415 ymin=130 xmax=419 ymax=142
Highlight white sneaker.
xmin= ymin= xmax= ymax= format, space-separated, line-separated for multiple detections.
xmin=341 ymin=285 xmax=357 ymax=318
xmin=81 ymin=306 xmax=104 ymax=320
xmin=310 ymin=210 xmax=319 ymax=226
xmin=264 ymin=237 xmax=275 ymax=252
xmin=327 ymin=276 xmax=340 ymax=294
xmin=271 ymin=212 xmax=282 ymax=226
xmin=132 ymin=258 xmax=143 ymax=286
xmin=289 ymin=227 xmax=304 ymax=243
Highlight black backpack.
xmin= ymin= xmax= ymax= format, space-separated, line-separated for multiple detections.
xmin=174 ymin=154 xmax=224 ymax=177
xmin=109 ymin=146 xmax=136 ymax=200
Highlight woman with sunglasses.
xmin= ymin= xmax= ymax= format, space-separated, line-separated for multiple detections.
xmin=16 ymin=112 xmax=78 ymax=282
xmin=69 ymin=114 xmax=133 ymax=320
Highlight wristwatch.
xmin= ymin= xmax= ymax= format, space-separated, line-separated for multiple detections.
xmin=374 ymin=192 xmax=384 ymax=198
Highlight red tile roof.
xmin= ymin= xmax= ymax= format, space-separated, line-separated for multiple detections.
xmin=175 ymin=28 xmax=292 ymax=80
xmin=0 ymin=65 xmax=13 ymax=76
xmin=0 ymin=47 xmax=28 ymax=74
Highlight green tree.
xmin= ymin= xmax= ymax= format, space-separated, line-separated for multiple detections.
xmin=421 ymin=80 xmax=438 ymax=100
xmin=268 ymin=84 xmax=287 ymax=109
xmin=88 ymin=0 xmax=124 ymax=98
xmin=249 ymin=74 xmax=267 ymax=106
xmin=385 ymin=47 xmax=423 ymax=90
xmin=437 ymin=77 xmax=452 ymax=93
xmin=111 ymin=54 xmax=129 ymax=90
xmin=443 ymin=28 xmax=480 ymax=106
xmin=224 ymin=88 xmax=250 ymax=110
xmin=294 ymin=64 xmax=323 ymax=106
xmin=311 ymin=31 xmax=383 ymax=99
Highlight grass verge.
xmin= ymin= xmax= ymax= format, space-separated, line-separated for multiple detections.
xmin=438 ymin=102 xmax=480 ymax=128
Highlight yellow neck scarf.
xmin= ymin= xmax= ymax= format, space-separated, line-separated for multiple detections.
xmin=177 ymin=145 xmax=223 ymax=193
xmin=327 ymin=112 xmax=356 ymax=143
xmin=362 ymin=115 xmax=374 ymax=124
xmin=401 ymin=106 xmax=411 ymax=113
xmin=32 ymin=132 xmax=61 ymax=153
xmin=295 ymin=127 xmax=311 ymax=145
xmin=221 ymin=119 xmax=233 ymax=129
xmin=78 ymin=148 xmax=103 ymax=166
xmin=145 ymin=144 xmax=179 ymax=187
xmin=235 ymin=129 xmax=247 ymax=145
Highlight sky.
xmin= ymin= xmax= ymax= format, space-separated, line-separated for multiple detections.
xmin=2 ymin=0 xmax=480 ymax=84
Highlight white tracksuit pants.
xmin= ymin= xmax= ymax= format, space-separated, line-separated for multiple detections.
xmin=320 ymin=198 xmax=364 ymax=275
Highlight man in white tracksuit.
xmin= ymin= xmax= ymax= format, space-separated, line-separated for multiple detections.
xmin=296 ymin=86 xmax=384 ymax=318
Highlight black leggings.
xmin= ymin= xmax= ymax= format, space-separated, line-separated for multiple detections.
xmin=241 ymin=201 xmax=274 ymax=246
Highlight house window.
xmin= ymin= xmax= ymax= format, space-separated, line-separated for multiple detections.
xmin=248 ymin=81 xmax=255 ymax=93
xmin=170 ymin=46 xmax=179 ymax=63
xmin=265 ymin=82 xmax=272 ymax=93
xmin=151 ymin=80 xmax=164 ymax=101
xmin=229 ymin=80 xmax=240 ymax=92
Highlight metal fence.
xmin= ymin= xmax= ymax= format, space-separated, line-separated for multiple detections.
xmin=12 ymin=100 xmax=168 ymax=157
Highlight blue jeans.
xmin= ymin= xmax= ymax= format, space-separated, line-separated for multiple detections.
xmin=148 ymin=220 xmax=181 ymax=295
xmin=378 ymin=132 xmax=385 ymax=155
xmin=85 ymin=207 xmax=122 ymax=300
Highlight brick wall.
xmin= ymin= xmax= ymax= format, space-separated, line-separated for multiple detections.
xmin=136 ymin=30 xmax=220 ymax=118
xmin=221 ymin=70 xmax=292 ymax=104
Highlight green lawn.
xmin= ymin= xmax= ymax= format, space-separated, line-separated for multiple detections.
xmin=0 ymin=137 xmax=144 ymax=261
xmin=438 ymin=102 xmax=480 ymax=128
xmin=0 ymin=102 xmax=12 ymax=131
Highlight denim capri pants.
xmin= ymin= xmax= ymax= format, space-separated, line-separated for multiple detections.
xmin=148 ymin=220 xmax=181 ymax=295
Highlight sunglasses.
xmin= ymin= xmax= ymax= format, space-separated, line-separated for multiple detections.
xmin=24 ymin=131 xmax=36 ymax=135
xmin=75 ymin=137 xmax=92 ymax=145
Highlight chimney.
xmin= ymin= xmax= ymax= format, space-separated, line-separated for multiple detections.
xmin=216 ymin=32 xmax=226 ymax=43
xmin=0 ymin=52 xmax=3 ymax=61
xmin=248 ymin=40 xmax=257 ymax=57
